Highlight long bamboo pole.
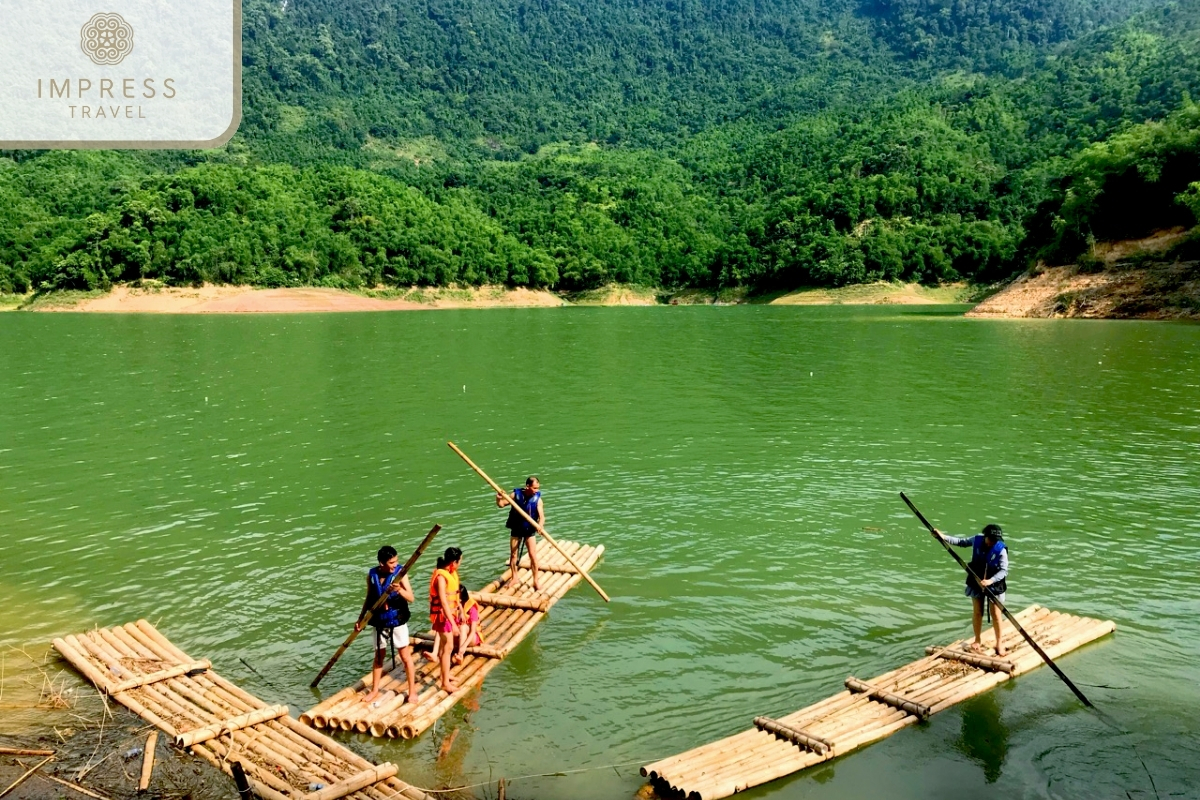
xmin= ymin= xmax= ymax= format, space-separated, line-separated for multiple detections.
xmin=0 ymin=755 xmax=54 ymax=799
xmin=312 ymin=524 xmax=442 ymax=687
xmin=138 ymin=732 xmax=157 ymax=792
xmin=900 ymin=492 xmax=1093 ymax=708
xmin=447 ymin=442 xmax=609 ymax=602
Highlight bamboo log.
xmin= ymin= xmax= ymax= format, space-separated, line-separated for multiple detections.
xmin=302 ymin=764 xmax=397 ymax=800
xmin=138 ymin=732 xmax=157 ymax=792
xmin=844 ymin=677 xmax=930 ymax=720
xmin=752 ymin=717 xmax=831 ymax=755
xmin=33 ymin=772 xmax=112 ymax=800
xmin=111 ymin=660 xmax=210 ymax=693
xmin=0 ymin=748 xmax=55 ymax=756
xmin=645 ymin=735 xmax=754 ymax=781
xmin=133 ymin=621 xmax=195 ymax=663
xmin=54 ymin=637 xmax=114 ymax=693
xmin=174 ymin=704 xmax=289 ymax=747
xmin=674 ymin=742 xmax=807 ymax=800
xmin=0 ymin=755 xmax=54 ymax=799
xmin=448 ymin=441 xmax=609 ymax=601
xmin=473 ymin=592 xmax=550 ymax=612
xmin=516 ymin=557 xmax=578 ymax=574
xmin=667 ymin=731 xmax=787 ymax=785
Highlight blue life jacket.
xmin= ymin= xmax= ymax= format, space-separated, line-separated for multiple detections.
xmin=367 ymin=566 xmax=410 ymax=629
xmin=967 ymin=536 xmax=1007 ymax=595
xmin=506 ymin=487 xmax=541 ymax=536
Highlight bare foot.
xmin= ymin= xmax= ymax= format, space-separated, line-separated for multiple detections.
xmin=440 ymin=683 xmax=458 ymax=694
xmin=407 ymin=691 xmax=419 ymax=704
xmin=968 ymin=642 xmax=986 ymax=654
xmin=420 ymin=650 xmax=436 ymax=663
xmin=451 ymin=653 xmax=464 ymax=666
xmin=995 ymin=646 xmax=1008 ymax=657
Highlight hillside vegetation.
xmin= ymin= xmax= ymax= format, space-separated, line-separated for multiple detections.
xmin=3 ymin=0 xmax=1200 ymax=296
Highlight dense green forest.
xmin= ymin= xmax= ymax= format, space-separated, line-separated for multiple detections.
xmin=3 ymin=0 xmax=1200 ymax=295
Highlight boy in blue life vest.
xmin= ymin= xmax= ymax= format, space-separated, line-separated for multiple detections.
xmin=354 ymin=545 xmax=418 ymax=705
xmin=496 ymin=476 xmax=543 ymax=591
xmin=934 ymin=524 xmax=1009 ymax=656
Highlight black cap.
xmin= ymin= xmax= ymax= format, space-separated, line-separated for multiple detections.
xmin=982 ymin=523 xmax=1003 ymax=540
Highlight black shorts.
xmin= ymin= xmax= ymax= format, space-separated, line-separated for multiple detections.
xmin=509 ymin=529 xmax=535 ymax=540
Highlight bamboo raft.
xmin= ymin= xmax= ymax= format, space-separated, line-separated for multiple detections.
xmin=302 ymin=539 xmax=604 ymax=739
xmin=642 ymin=605 xmax=1115 ymax=800
xmin=52 ymin=622 xmax=432 ymax=800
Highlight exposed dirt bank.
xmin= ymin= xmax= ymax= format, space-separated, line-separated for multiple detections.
xmin=968 ymin=229 xmax=1200 ymax=319
xmin=564 ymin=284 xmax=660 ymax=305
xmin=766 ymin=281 xmax=972 ymax=305
xmin=6 ymin=281 xmax=976 ymax=313
xmin=16 ymin=285 xmax=566 ymax=313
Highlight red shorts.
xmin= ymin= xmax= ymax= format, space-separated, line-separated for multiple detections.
xmin=431 ymin=615 xmax=455 ymax=634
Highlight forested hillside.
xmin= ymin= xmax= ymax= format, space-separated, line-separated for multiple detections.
xmin=3 ymin=0 xmax=1199 ymax=295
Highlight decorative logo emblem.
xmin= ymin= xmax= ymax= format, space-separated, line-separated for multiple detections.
xmin=80 ymin=13 xmax=134 ymax=65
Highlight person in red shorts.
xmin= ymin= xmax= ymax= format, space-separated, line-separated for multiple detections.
xmin=429 ymin=547 xmax=462 ymax=693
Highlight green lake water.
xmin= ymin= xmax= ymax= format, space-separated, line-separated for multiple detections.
xmin=1 ymin=306 xmax=1198 ymax=799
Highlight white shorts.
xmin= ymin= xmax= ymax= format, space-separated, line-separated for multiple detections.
xmin=372 ymin=624 xmax=409 ymax=651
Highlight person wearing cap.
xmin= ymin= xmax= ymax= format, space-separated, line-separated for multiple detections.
xmin=933 ymin=524 xmax=1009 ymax=656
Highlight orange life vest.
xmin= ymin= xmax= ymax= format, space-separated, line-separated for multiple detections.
xmin=429 ymin=567 xmax=459 ymax=625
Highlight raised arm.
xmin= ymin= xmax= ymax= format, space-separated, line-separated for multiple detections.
xmin=933 ymin=529 xmax=974 ymax=548
xmin=496 ymin=491 xmax=512 ymax=508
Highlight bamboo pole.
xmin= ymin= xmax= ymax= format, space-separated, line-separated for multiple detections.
xmin=312 ymin=524 xmax=442 ymax=687
xmin=55 ymin=636 xmax=114 ymax=692
xmin=138 ymin=732 xmax=157 ymax=792
xmin=751 ymin=717 xmax=831 ymax=755
xmin=473 ymin=592 xmax=549 ymax=612
xmin=303 ymin=764 xmax=397 ymax=800
xmin=924 ymin=646 xmax=1014 ymax=673
xmin=175 ymin=704 xmax=289 ymax=747
xmin=667 ymin=731 xmax=787 ymax=785
xmin=0 ymin=748 xmax=54 ymax=757
xmin=845 ymin=677 xmax=930 ymax=719
xmin=448 ymin=441 xmax=609 ymax=601
xmin=0 ymin=755 xmax=54 ymax=799
xmin=34 ymin=772 xmax=112 ymax=800
xmin=111 ymin=661 xmax=211 ymax=693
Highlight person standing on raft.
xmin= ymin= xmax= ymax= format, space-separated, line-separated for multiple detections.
xmin=429 ymin=547 xmax=463 ymax=693
xmin=355 ymin=545 xmax=418 ymax=705
xmin=497 ymin=476 xmax=543 ymax=591
xmin=934 ymin=524 xmax=1009 ymax=656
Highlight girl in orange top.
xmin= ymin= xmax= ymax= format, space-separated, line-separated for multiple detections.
xmin=455 ymin=585 xmax=485 ymax=660
xmin=429 ymin=547 xmax=462 ymax=693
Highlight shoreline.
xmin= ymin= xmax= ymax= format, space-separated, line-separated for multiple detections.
xmin=1 ymin=281 xmax=974 ymax=314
